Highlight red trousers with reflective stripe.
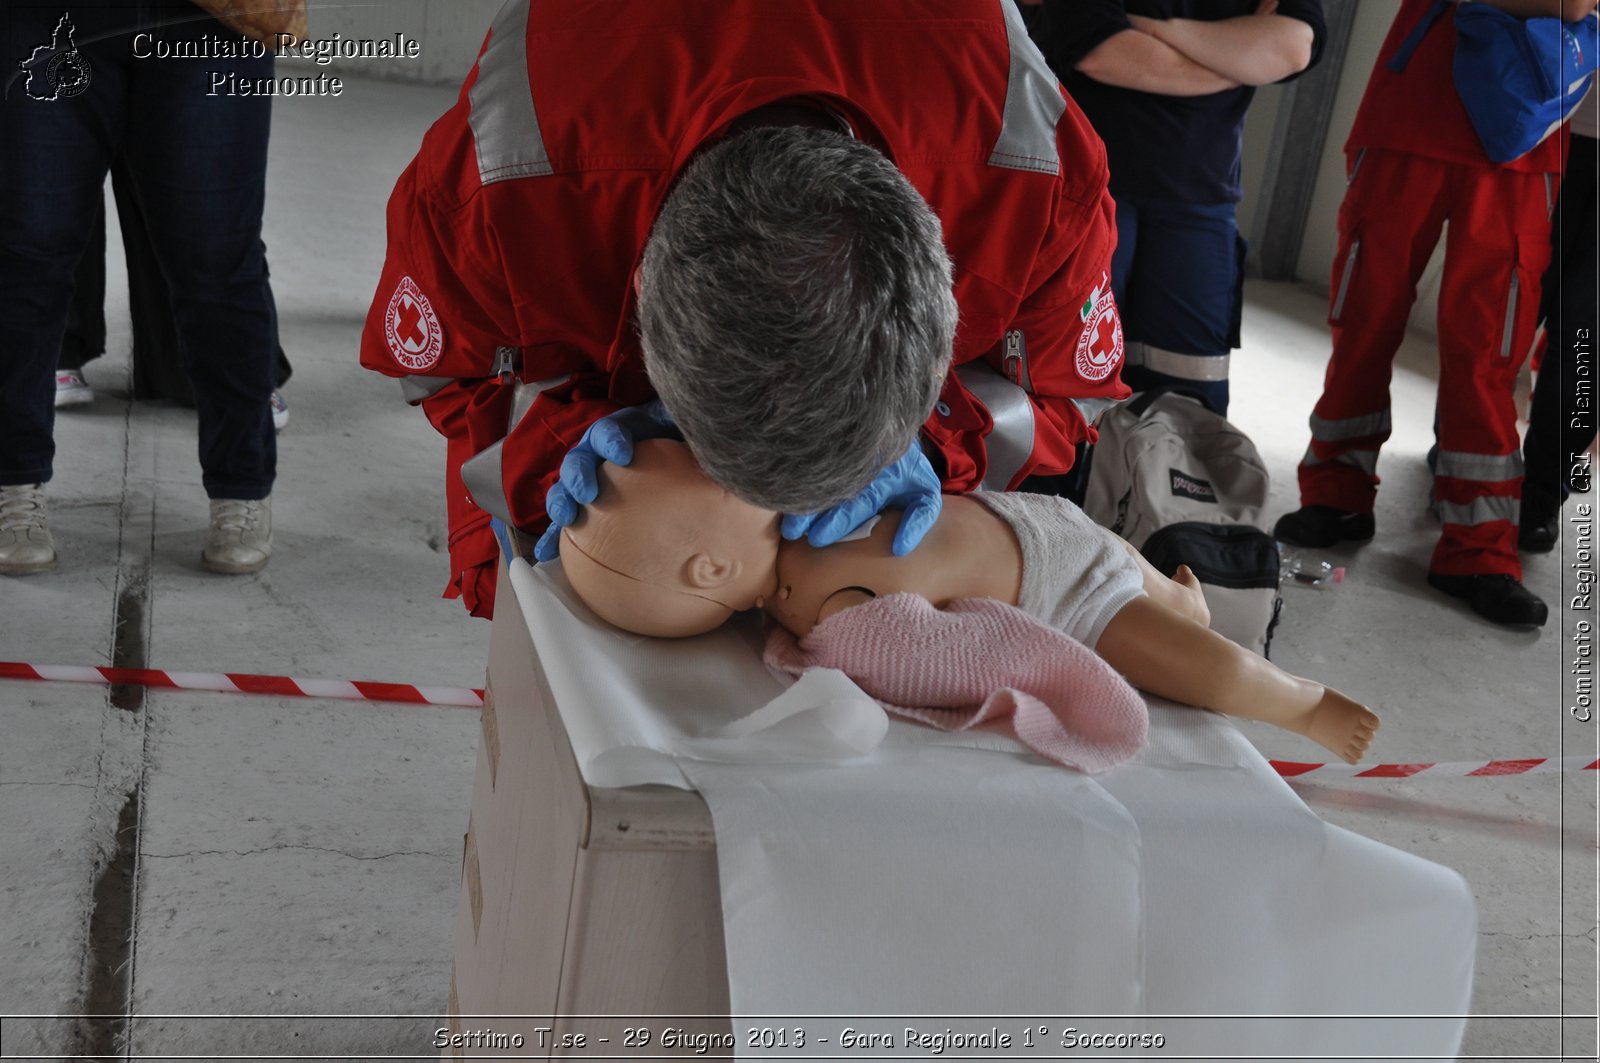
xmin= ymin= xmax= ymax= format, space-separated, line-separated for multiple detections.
xmin=1299 ymin=149 xmax=1554 ymax=578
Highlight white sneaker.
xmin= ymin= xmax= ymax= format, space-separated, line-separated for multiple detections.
xmin=202 ymin=496 xmax=272 ymax=574
xmin=55 ymin=369 xmax=94 ymax=408
xmin=0 ymin=484 xmax=57 ymax=574
xmin=270 ymin=390 xmax=289 ymax=432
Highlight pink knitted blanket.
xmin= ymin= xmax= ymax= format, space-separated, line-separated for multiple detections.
xmin=764 ymin=593 xmax=1147 ymax=774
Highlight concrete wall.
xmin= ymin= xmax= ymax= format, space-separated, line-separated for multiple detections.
xmin=292 ymin=0 xmax=503 ymax=85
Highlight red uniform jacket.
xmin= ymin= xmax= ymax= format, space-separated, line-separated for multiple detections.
xmin=360 ymin=0 xmax=1128 ymax=615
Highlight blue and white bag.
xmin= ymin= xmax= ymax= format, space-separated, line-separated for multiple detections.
xmin=1390 ymin=0 xmax=1600 ymax=164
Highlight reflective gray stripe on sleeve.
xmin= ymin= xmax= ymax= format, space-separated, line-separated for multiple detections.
xmin=468 ymin=0 xmax=552 ymax=185
xmin=1301 ymin=444 xmax=1377 ymax=476
xmin=1072 ymin=396 xmax=1118 ymax=428
xmin=1436 ymin=495 xmax=1520 ymax=527
xmin=1126 ymin=344 xmax=1231 ymax=382
xmin=988 ymin=0 xmax=1064 ymax=175
xmin=457 ymin=373 xmax=577 ymax=524
xmin=460 ymin=437 xmax=513 ymax=524
xmin=956 ymin=361 xmax=1035 ymax=490
xmin=1435 ymin=449 xmax=1524 ymax=484
xmin=400 ymin=375 xmax=455 ymax=404
xmin=510 ymin=374 xmax=571 ymax=428
xmin=1309 ymin=408 xmax=1390 ymax=442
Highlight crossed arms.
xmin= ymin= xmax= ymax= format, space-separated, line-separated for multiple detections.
xmin=1061 ymin=0 xmax=1316 ymax=96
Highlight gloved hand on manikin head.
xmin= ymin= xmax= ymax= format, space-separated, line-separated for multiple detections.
xmin=558 ymin=440 xmax=1382 ymax=765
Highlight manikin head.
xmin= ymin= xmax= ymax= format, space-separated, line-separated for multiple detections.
xmin=559 ymin=440 xmax=782 ymax=638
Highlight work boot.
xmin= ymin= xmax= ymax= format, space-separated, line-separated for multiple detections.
xmin=1272 ymin=505 xmax=1375 ymax=548
xmin=0 ymin=483 xmax=57 ymax=574
xmin=202 ymin=496 xmax=272 ymax=574
xmin=1518 ymin=489 xmax=1560 ymax=554
xmin=1426 ymin=572 xmax=1548 ymax=627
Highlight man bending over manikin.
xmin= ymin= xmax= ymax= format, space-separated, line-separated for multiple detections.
xmin=558 ymin=440 xmax=1379 ymax=766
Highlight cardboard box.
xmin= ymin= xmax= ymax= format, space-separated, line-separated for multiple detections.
xmin=443 ymin=559 xmax=732 ymax=1060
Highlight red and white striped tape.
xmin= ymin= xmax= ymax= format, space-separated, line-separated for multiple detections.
xmin=2 ymin=662 xmax=1596 ymax=778
xmin=1269 ymin=756 xmax=1599 ymax=779
xmin=0 ymin=661 xmax=483 ymax=709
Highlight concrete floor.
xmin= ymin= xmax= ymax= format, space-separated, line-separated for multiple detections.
xmin=0 ymin=75 xmax=1594 ymax=1061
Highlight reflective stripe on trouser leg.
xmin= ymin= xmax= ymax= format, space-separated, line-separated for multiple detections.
xmin=1435 ymin=450 xmax=1523 ymax=483
xmin=1124 ymin=342 xmax=1230 ymax=382
xmin=1430 ymin=490 xmax=1522 ymax=579
xmin=954 ymin=362 xmax=1035 ymax=491
xmin=1298 ymin=407 xmax=1392 ymax=512
xmin=1303 ymin=152 xmax=1453 ymax=515
xmin=1309 ymin=408 xmax=1392 ymax=443
xmin=1428 ymin=160 xmax=1548 ymax=579
xmin=1430 ymin=455 xmax=1526 ymax=578
xmin=1300 ymin=444 xmax=1377 ymax=476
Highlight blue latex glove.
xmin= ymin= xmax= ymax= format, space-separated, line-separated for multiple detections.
xmin=780 ymin=442 xmax=943 ymax=556
xmin=534 ymin=401 xmax=676 ymax=562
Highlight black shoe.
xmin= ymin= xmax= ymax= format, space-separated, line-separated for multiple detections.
xmin=1272 ymin=505 xmax=1376 ymax=548
xmin=1516 ymin=486 xmax=1555 ymax=557
xmin=1426 ymin=572 xmax=1549 ymax=627
xmin=1519 ymin=510 xmax=1560 ymax=553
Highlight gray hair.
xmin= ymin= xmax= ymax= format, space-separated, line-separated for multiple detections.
xmin=638 ymin=125 xmax=957 ymax=514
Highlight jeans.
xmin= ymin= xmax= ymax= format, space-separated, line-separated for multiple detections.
xmin=1 ymin=0 xmax=277 ymax=499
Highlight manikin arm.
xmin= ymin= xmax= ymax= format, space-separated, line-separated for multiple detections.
xmin=1094 ymin=596 xmax=1377 ymax=763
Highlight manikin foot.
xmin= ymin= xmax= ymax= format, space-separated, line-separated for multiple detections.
xmin=1296 ymin=688 xmax=1380 ymax=764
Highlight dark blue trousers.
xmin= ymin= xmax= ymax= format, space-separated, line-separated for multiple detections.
xmin=1 ymin=1 xmax=277 ymax=499
xmin=1111 ymin=198 xmax=1245 ymax=416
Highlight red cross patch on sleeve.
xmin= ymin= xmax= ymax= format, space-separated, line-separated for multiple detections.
xmin=384 ymin=276 xmax=445 ymax=372
xmin=1074 ymin=275 xmax=1123 ymax=384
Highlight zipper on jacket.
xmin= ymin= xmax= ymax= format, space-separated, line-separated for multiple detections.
xmin=1500 ymin=271 xmax=1520 ymax=359
xmin=1347 ymin=148 xmax=1367 ymax=186
xmin=1331 ymin=239 xmax=1360 ymax=323
xmin=1003 ymin=329 xmax=1032 ymax=391
xmin=1544 ymin=173 xmax=1554 ymax=218
xmin=493 ymin=345 xmax=518 ymax=383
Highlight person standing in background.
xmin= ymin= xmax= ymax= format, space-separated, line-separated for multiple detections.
xmin=1274 ymin=0 xmax=1599 ymax=628
xmin=1519 ymin=84 xmax=1598 ymax=552
xmin=52 ymin=161 xmax=293 ymax=429
xmin=0 ymin=1 xmax=296 ymax=575
xmin=1023 ymin=0 xmax=1324 ymax=417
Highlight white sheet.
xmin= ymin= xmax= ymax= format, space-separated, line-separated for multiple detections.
xmin=509 ymin=558 xmax=1476 ymax=1058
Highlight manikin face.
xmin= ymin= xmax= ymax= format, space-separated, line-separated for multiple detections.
xmin=559 ymin=439 xmax=782 ymax=637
